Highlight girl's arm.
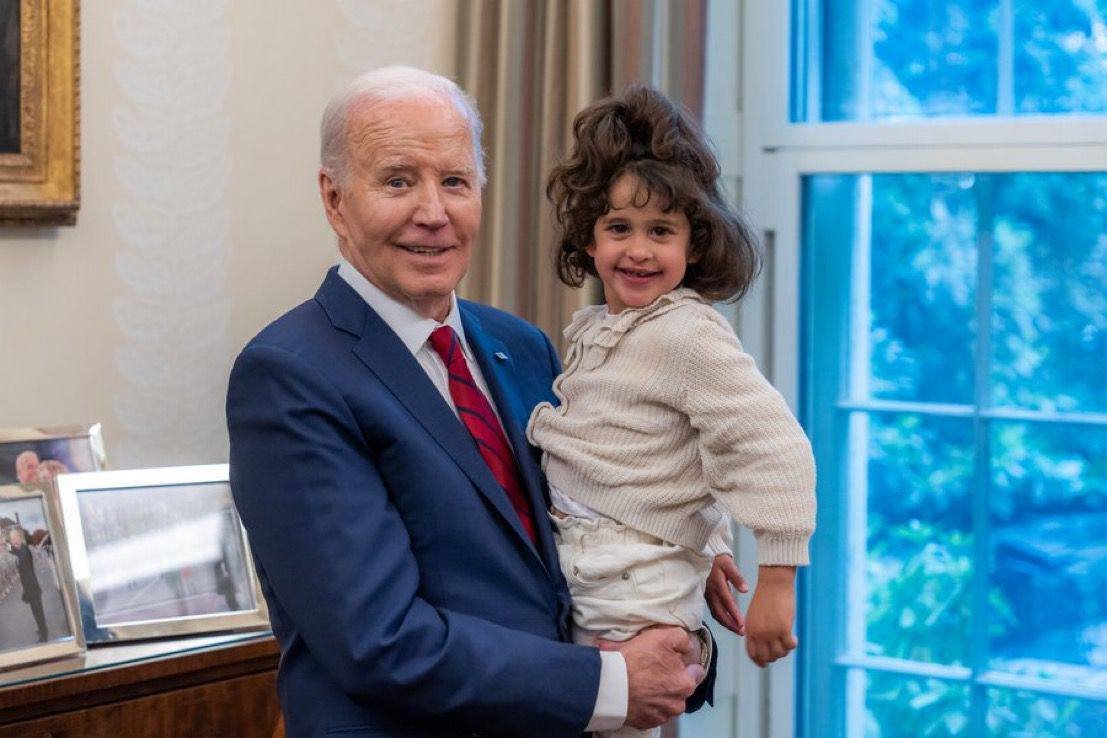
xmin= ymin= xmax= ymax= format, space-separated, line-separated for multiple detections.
xmin=745 ymin=565 xmax=798 ymax=667
xmin=677 ymin=312 xmax=816 ymax=566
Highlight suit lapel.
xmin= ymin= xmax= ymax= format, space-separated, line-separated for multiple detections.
xmin=461 ymin=306 xmax=559 ymax=577
xmin=315 ymin=271 xmax=545 ymax=567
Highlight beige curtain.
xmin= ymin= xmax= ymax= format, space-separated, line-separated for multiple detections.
xmin=456 ymin=0 xmax=708 ymax=351
xmin=610 ymin=0 xmax=708 ymax=116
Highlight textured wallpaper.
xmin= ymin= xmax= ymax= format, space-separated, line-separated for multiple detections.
xmin=111 ymin=0 xmax=234 ymax=467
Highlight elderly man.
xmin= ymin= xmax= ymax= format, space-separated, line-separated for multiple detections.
xmin=227 ymin=67 xmax=713 ymax=738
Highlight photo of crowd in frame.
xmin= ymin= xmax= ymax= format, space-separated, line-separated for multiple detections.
xmin=0 ymin=426 xmax=269 ymax=673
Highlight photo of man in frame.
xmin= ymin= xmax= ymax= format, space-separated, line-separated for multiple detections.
xmin=0 ymin=498 xmax=73 ymax=653
xmin=0 ymin=436 xmax=99 ymax=486
xmin=76 ymin=482 xmax=255 ymax=628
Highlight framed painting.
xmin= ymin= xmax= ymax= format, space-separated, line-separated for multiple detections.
xmin=0 ymin=0 xmax=79 ymax=225
xmin=55 ymin=464 xmax=269 ymax=644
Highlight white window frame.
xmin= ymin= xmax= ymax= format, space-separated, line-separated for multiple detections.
xmin=735 ymin=2 xmax=1107 ymax=738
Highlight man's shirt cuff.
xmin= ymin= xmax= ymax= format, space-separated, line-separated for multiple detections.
xmin=586 ymin=651 xmax=628 ymax=732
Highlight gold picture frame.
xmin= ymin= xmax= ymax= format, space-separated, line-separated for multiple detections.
xmin=0 ymin=0 xmax=79 ymax=226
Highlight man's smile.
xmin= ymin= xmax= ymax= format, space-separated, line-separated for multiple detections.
xmin=396 ymin=243 xmax=454 ymax=256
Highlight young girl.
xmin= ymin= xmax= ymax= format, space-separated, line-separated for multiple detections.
xmin=527 ymin=86 xmax=816 ymax=737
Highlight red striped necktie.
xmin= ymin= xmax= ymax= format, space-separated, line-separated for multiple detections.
xmin=428 ymin=326 xmax=538 ymax=545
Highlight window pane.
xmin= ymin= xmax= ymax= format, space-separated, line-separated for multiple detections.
xmin=870 ymin=0 xmax=999 ymax=119
xmin=991 ymin=173 xmax=1107 ymax=414
xmin=866 ymin=671 xmax=971 ymax=737
xmin=1015 ymin=3 xmax=1107 ymax=114
xmin=797 ymin=0 xmax=1107 ymax=121
xmin=808 ymin=171 xmax=1107 ymax=409
xmin=814 ymin=0 xmax=998 ymax=120
xmin=870 ymin=175 xmax=977 ymax=404
xmin=990 ymin=422 xmax=1107 ymax=679
xmin=866 ymin=413 xmax=974 ymax=665
xmin=987 ymin=688 xmax=1107 ymax=738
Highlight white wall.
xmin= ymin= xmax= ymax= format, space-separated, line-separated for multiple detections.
xmin=0 ymin=0 xmax=457 ymax=468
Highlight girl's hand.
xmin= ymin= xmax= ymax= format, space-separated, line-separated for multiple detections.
xmin=705 ymin=554 xmax=748 ymax=635
xmin=745 ymin=566 xmax=798 ymax=667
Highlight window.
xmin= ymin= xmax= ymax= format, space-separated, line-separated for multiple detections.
xmin=798 ymin=0 xmax=1107 ymax=121
xmin=742 ymin=2 xmax=1107 ymax=737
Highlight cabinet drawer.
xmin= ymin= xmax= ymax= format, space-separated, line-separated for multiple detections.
xmin=0 ymin=670 xmax=280 ymax=738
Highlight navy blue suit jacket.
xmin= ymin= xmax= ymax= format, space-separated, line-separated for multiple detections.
xmin=227 ymin=269 xmax=599 ymax=737
xmin=227 ymin=269 xmax=715 ymax=738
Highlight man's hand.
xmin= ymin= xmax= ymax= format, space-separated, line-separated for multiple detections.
xmin=745 ymin=566 xmax=798 ymax=667
xmin=705 ymin=554 xmax=748 ymax=635
xmin=598 ymin=626 xmax=704 ymax=729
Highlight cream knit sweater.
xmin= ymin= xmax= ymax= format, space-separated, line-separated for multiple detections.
xmin=527 ymin=288 xmax=816 ymax=566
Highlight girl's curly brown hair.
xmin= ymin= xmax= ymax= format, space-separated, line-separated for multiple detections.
xmin=548 ymin=85 xmax=759 ymax=303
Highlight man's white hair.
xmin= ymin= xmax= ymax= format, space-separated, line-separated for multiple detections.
xmin=320 ymin=66 xmax=485 ymax=186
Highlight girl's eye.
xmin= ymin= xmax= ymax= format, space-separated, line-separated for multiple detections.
xmin=651 ymin=226 xmax=674 ymax=237
xmin=607 ymin=222 xmax=629 ymax=233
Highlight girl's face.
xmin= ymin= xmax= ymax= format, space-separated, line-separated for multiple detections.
xmin=587 ymin=174 xmax=695 ymax=314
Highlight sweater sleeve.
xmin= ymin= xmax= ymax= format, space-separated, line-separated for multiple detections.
xmin=703 ymin=507 xmax=735 ymax=558
xmin=675 ymin=312 xmax=816 ymax=566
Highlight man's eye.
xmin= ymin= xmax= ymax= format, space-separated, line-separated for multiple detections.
xmin=443 ymin=176 xmax=466 ymax=187
xmin=386 ymin=178 xmax=409 ymax=188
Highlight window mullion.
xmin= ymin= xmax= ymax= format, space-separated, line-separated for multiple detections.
xmin=843 ymin=173 xmax=874 ymax=738
xmin=997 ymin=0 xmax=1015 ymax=116
xmin=857 ymin=0 xmax=873 ymax=122
xmin=837 ymin=400 xmax=1107 ymax=428
xmin=969 ymin=175 xmax=998 ymax=734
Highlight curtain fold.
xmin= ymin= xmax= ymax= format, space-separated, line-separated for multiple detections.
xmin=457 ymin=0 xmax=708 ymax=349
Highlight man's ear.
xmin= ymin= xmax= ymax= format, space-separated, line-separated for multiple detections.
xmin=319 ymin=169 xmax=348 ymax=239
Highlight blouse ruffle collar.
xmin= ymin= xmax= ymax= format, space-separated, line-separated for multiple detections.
xmin=563 ymin=287 xmax=706 ymax=357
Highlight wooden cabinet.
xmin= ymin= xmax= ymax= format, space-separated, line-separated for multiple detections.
xmin=0 ymin=633 xmax=281 ymax=738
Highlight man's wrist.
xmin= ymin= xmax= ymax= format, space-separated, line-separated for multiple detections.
xmin=586 ymin=650 xmax=628 ymax=732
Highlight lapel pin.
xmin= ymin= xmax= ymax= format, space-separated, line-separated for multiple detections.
xmin=494 ymin=351 xmax=509 ymax=361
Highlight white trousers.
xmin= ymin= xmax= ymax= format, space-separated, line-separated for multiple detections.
xmin=551 ymin=513 xmax=712 ymax=738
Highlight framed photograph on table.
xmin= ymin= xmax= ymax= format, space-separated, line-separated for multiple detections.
xmin=0 ymin=484 xmax=85 ymax=670
xmin=0 ymin=424 xmax=106 ymax=487
xmin=55 ymin=464 xmax=268 ymax=644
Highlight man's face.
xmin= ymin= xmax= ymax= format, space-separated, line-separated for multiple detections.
xmin=9 ymin=530 xmax=23 ymax=547
xmin=320 ymin=95 xmax=482 ymax=322
xmin=15 ymin=451 xmax=39 ymax=484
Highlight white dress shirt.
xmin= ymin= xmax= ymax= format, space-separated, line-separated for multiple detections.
xmin=336 ymin=259 xmax=628 ymax=731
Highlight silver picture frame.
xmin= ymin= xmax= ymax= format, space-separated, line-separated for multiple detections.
xmin=55 ymin=464 xmax=269 ymax=644
xmin=0 ymin=484 xmax=86 ymax=670
xmin=0 ymin=424 xmax=107 ymax=487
